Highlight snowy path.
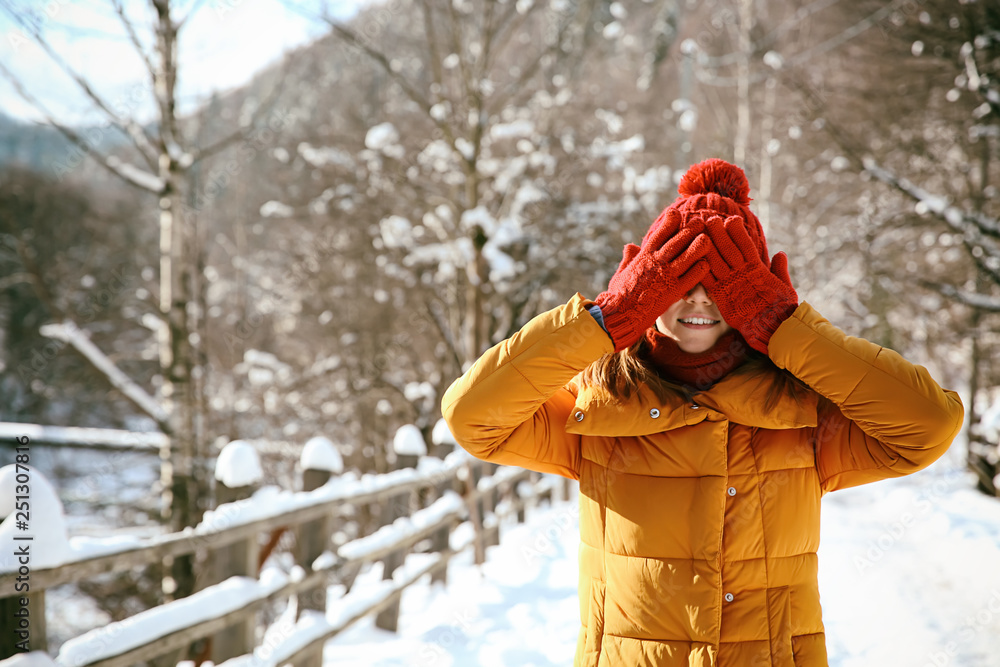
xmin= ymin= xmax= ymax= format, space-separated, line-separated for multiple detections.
xmin=324 ymin=456 xmax=1000 ymax=667
xmin=324 ymin=500 xmax=582 ymax=667
xmin=819 ymin=459 xmax=1000 ymax=666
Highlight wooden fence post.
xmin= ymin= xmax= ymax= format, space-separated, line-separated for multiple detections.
xmin=532 ymin=471 xmax=553 ymax=506
xmin=481 ymin=473 xmax=499 ymax=550
xmin=0 ymin=590 xmax=45 ymax=658
xmin=428 ymin=522 xmax=451 ymax=585
xmin=392 ymin=424 xmax=425 ymax=473
xmin=472 ymin=460 xmax=489 ymax=564
xmin=291 ymin=463 xmax=332 ymax=667
xmin=392 ymin=426 xmax=422 ymax=521
xmin=430 ymin=417 xmax=458 ymax=459
xmin=209 ymin=441 xmax=261 ymax=665
xmin=374 ymin=489 xmax=409 ymax=633
xmin=483 ymin=462 xmax=499 ymax=507
xmin=295 ymin=436 xmax=342 ymax=654
xmin=516 ymin=479 xmax=528 ymax=524
xmin=428 ymin=475 xmax=453 ymax=585
xmin=560 ymin=477 xmax=572 ymax=503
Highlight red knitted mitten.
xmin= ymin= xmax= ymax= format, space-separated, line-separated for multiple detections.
xmin=702 ymin=215 xmax=798 ymax=355
xmin=595 ymin=210 xmax=712 ymax=352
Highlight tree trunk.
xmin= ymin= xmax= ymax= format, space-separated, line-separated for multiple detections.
xmin=153 ymin=0 xmax=202 ymax=599
xmin=967 ymin=127 xmax=997 ymax=497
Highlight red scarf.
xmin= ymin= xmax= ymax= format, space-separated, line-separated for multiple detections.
xmin=642 ymin=327 xmax=750 ymax=391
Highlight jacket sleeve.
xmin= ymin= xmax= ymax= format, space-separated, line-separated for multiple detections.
xmin=440 ymin=293 xmax=614 ymax=480
xmin=768 ymin=302 xmax=964 ymax=493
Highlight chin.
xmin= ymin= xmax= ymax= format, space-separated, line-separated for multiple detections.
xmin=678 ymin=340 xmax=714 ymax=354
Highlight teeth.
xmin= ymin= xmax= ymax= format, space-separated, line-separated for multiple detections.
xmin=679 ymin=317 xmax=717 ymax=325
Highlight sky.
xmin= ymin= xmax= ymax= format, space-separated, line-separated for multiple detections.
xmin=0 ymin=0 xmax=368 ymax=125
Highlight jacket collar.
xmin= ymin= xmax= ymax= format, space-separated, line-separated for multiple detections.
xmin=566 ymin=366 xmax=818 ymax=436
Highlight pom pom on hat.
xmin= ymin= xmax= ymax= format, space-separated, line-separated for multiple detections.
xmin=678 ymin=158 xmax=751 ymax=205
xmin=654 ymin=157 xmax=769 ymax=265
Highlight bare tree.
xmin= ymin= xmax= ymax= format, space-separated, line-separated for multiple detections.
xmin=281 ymin=0 xmax=680 ymax=363
xmin=0 ymin=0 xmax=294 ymax=593
xmin=232 ymin=1 xmax=705 ymax=461
xmin=747 ymin=0 xmax=1000 ymax=492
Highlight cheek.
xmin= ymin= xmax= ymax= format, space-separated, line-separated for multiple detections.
xmin=661 ymin=302 xmax=682 ymax=321
xmin=654 ymin=313 xmax=677 ymax=338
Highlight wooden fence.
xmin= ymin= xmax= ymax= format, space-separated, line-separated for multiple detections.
xmin=0 ymin=451 xmax=570 ymax=667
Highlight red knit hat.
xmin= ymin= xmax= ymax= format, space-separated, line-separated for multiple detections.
xmin=644 ymin=158 xmax=769 ymax=265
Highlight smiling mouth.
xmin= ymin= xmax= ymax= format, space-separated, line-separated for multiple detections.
xmin=677 ymin=316 xmax=720 ymax=326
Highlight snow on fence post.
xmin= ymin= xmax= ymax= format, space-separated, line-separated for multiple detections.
xmin=0 ymin=466 xmax=62 ymax=658
xmin=430 ymin=418 xmax=461 ymax=502
xmin=430 ymin=417 xmax=458 ymax=460
xmin=392 ymin=424 xmax=425 ymax=471
xmin=295 ymin=437 xmax=342 ymax=634
xmin=208 ymin=440 xmax=262 ymax=664
xmin=393 ymin=423 xmax=428 ymax=515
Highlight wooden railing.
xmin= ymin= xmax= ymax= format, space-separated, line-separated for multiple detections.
xmin=0 ymin=450 xmax=568 ymax=667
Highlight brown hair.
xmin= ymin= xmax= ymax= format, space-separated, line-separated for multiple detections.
xmin=578 ymin=336 xmax=690 ymax=405
xmin=579 ymin=337 xmax=809 ymax=412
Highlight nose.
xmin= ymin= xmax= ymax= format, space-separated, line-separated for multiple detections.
xmin=685 ymin=284 xmax=713 ymax=304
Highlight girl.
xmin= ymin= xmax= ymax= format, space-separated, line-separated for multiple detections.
xmin=441 ymin=158 xmax=963 ymax=667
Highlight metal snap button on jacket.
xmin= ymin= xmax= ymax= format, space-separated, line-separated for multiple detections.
xmin=649 ymin=408 xmax=660 ymax=418
xmin=574 ymin=411 xmax=585 ymax=422
xmin=724 ymin=593 xmax=734 ymax=602
xmin=728 ymin=487 xmax=737 ymax=497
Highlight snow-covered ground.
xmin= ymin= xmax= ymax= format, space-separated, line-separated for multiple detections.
xmin=819 ymin=462 xmax=1000 ymax=666
xmin=324 ymin=500 xmax=581 ymax=667
xmin=323 ymin=452 xmax=1000 ymax=667
xmin=8 ymin=446 xmax=999 ymax=667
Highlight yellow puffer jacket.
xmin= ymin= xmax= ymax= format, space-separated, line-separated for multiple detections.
xmin=442 ymin=294 xmax=964 ymax=667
